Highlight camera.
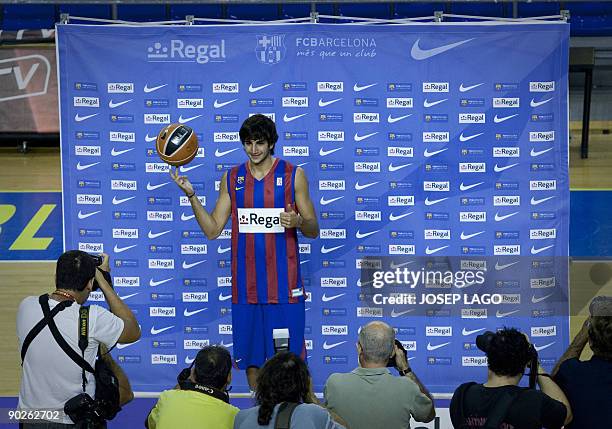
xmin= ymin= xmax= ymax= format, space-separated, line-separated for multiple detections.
xmin=387 ymin=339 xmax=407 ymax=367
xmin=64 ymin=393 xmax=105 ymax=429
xmin=88 ymin=254 xmax=103 ymax=267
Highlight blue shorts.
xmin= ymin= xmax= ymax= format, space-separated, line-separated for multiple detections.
xmin=232 ymin=302 xmax=305 ymax=369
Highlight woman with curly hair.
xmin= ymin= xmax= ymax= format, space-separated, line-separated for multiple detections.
xmin=233 ymin=352 xmax=346 ymax=429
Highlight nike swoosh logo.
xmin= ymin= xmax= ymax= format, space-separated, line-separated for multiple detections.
xmin=534 ymin=342 xmax=556 ymax=352
xmin=76 ymin=161 xmax=100 ymax=171
xmin=184 ymin=308 xmax=207 ymax=317
xmin=494 ymin=163 xmax=518 ymax=173
xmin=355 ymin=181 xmax=379 ymax=190
xmin=495 ymin=261 xmax=520 ymax=271
xmin=235 ymin=187 xmax=244 ymax=191
xmin=425 ymin=197 xmax=448 ymax=206
xmin=496 ymin=309 xmax=520 ymax=318
xmin=427 ymin=342 xmax=451 ymax=351
xmin=462 ymin=328 xmax=486 ymax=336
xmin=320 ymin=196 xmax=344 ymax=206
xmin=354 ymin=132 xmax=378 ymax=142
xmin=179 ymin=164 xmax=203 ymax=173
xmin=530 ymin=97 xmax=553 ymax=108
xmin=181 ymin=213 xmax=195 ymax=221
xmin=219 ymin=293 xmax=232 ymax=301
xmin=388 ymin=163 xmax=412 ymax=172
xmin=425 ymin=245 xmax=449 ymax=255
xmin=149 ymin=277 xmax=173 ymax=287
xmin=424 ymin=148 xmax=448 ymax=158
xmin=530 ymin=147 xmax=554 ymax=157
xmin=220 ymin=341 xmax=233 ymax=347
xmin=283 ymin=113 xmax=308 ymax=122
xmin=495 ymin=212 xmax=519 ymax=222
xmin=460 ymin=182 xmax=484 ymax=191
xmin=118 ymin=292 xmax=138 ymax=300
xmin=213 ymin=99 xmax=237 ymax=108
xmin=460 ymin=231 xmax=485 ymax=240
xmin=318 ymin=98 xmax=342 ymax=107
xmin=249 ymin=83 xmax=273 ymax=92
xmin=116 ymin=339 xmax=141 ymax=349
xmin=147 ymin=182 xmax=170 ymax=191
xmin=77 ymin=210 xmax=101 ymax=219
xmin=356 ymin=229 xmax=380 ymax=239
xmin=319 ymin=147 xmax=343 ymax=156
xmin=531 ymin=245 xmax=554 ymax=255
xmin=145 ymin=134 xmax=157 ymax=143
xmin=494 ymin=114 xmax=518 ymax=123
xmin=353 ymin=83 xmax=377 ymax=92
xmin=411 ymin=38 xmax=474 ymax=60
xmin=112 ymin=196 xmax=136 ymax=205
xmin=178 ymin=114 xmax=202 ymax=124
xmin=387 ymin=114 xmax=412 ymax=123
xmin=323 ymin=341 xmax=347 ymax=350
xmin=150 ymin=325 xmax=174 ymax=335
xmin=423 ymin=98 xmax=447 ymax=108
xmin=391 ymin=308 xmax=414 ymax=318
xmin=459 ymin=83 xmax=484 ymax=92
xmin=144 ymin=84 xmax=167 ymax=93
xmin=322 ymin=293 xmax=346 ymax=302
xmin=531 ymin=196 xmax=555 ymax=206
xmin=321 ymin=245 xmax=344 ymax=254
xmin=532 ymin=293 xmax=555 ymax=304
xmin=114 ymin=244 xmax=137 ymax=253
xmin=389 ymin=212 xmax=414 ymax=221
xmin=111 ymin=147 xmax=134 ymax=157
xmin=218 ymin=246 xmax=231 ymax=254
xmin=182 ymin=260 xmax=206 ymax=269
xmin=108 ymin=99 xmax=132 ymax=109
xmin=459 ymin=132 xmax=484 ymax=142
xmin=185 ymin=356 xmax=195 ymax=364
xmin=148 ymin=230 xmax=172 ymax=239
xmin=74 ymin=113 xmax=99 ymax=122
xmin=215 ymin=148 xmax=239 ymax=157
xmin=390 ymin=260 xmax=415 ymax=269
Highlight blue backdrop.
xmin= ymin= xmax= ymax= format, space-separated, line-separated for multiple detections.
xmin=57 ymin=22 xmax=570 ymax=393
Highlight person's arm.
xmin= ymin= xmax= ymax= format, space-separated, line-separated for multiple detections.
xmin=96 ymin=254 xmax=140 ymax=343
xmin=170 ymin=168 xmax=231 ymax=240
xmin=551 ymin=317 xmax=589 ymax=377
xmin=394 ymin=343 xmax=436 ymax=423
xmin=537 ymin=363 xmax=573 ymax=426
xmin=100 ymin=344 xmax=134 ymax=405
xmin=280 ymin=167 xmax=319 ymax=238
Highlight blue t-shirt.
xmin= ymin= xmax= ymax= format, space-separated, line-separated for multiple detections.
xmin=233 ymin=403 xmax=344 ymax=429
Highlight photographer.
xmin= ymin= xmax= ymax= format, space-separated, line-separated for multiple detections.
xmin=450 ymin=327 xmax=571 ymax=429
xmin=17 ymin=250 xmax=141 ymax=428
xmin=324 ymin=321 xmax=435 ymax=429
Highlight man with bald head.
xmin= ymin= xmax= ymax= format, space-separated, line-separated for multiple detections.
xmin=323 ymin=321 xmax=435 ymax=429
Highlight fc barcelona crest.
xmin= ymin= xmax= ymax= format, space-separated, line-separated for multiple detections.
xmin=256 ymin=34 xmax=286 ymax=65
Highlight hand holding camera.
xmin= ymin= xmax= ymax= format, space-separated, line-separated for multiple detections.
xmin=388 ymin=339 xmax=409 ymax=372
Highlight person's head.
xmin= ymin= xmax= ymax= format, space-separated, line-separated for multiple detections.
xmin=239 ymin=114 xmax=278 ymax=164
xmin=190 ymin=346 xmax=233 ymax=389
xmin=256 ymin=352 xmax=310 ymax=425
xmin=588 ymin=297 xmax=612 ymax=359
xmin=482 ymin=328 xmax=533 ymax=377
xmin=357 ymin=321 xmax=395 ymax=367
xmin=55 ymin=250 xmax=97 ymax=301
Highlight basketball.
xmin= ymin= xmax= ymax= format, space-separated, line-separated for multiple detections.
xmin=155 ymin=123 xmax=199 ymax=167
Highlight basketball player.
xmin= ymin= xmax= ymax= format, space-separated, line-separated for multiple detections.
xmin=171 ymin=114 xmax=319 ymax=390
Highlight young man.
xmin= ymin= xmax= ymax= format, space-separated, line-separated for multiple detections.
xmin=171 ymin=114 xmax=319 ymax=389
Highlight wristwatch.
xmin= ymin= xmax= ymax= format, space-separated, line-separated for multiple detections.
xmin=398 ymin=368 xmax=412 ymax=376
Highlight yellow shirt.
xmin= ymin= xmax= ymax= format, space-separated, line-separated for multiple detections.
xmin=148 ymin=388 xmax=239 ymax=429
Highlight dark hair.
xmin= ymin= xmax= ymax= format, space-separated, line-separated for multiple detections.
xmin=56 ymin=250 xmax=97 ymax=291
xmin=485 ymin=328 xmax=532 ymax=377
xmin=239 ymin=114 xmax=278 ymax=155
xmin=256 ymin=352 xmax=310 ymax=425
xmin=589 ymin=316 xmax=612 ymax=359
xmin=193 ymin=346 xmax=232 ymax=389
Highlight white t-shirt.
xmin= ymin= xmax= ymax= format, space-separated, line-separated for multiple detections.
xmin=17 ymin=295 xmax=124 ymax=423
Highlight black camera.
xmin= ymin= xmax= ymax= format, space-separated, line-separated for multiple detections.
xmin=387 ymin=339 xmax=407 ymax=367
xmin=88 ymin=254 xmax=103 ymax=267
xmin=88 ymin=254 xmax=112 ymax=292
xmin=64 ymin=393 xmax=105 ymax=429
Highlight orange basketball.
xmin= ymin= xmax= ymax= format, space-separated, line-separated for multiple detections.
xmin=155 ymin=123 xmax=199 ymax=166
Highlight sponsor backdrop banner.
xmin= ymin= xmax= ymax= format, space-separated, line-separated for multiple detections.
xmin=57 ymin=22 xmax=569 ymax=393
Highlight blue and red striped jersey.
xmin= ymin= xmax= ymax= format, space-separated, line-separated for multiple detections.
xmin=227 ymin=158 xmax=304 ymax=304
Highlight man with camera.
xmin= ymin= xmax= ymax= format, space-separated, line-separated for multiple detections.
xmin=17 ymin=250 xmax=141 ymax=427
xmin=450 ymin=327 xmax=571 ymax=429
xmin=323 ymin=321 xmax=435 ymax=429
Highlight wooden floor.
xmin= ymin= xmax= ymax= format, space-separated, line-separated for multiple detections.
xmin=0 ymin=129 xmax=610 ymax=395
